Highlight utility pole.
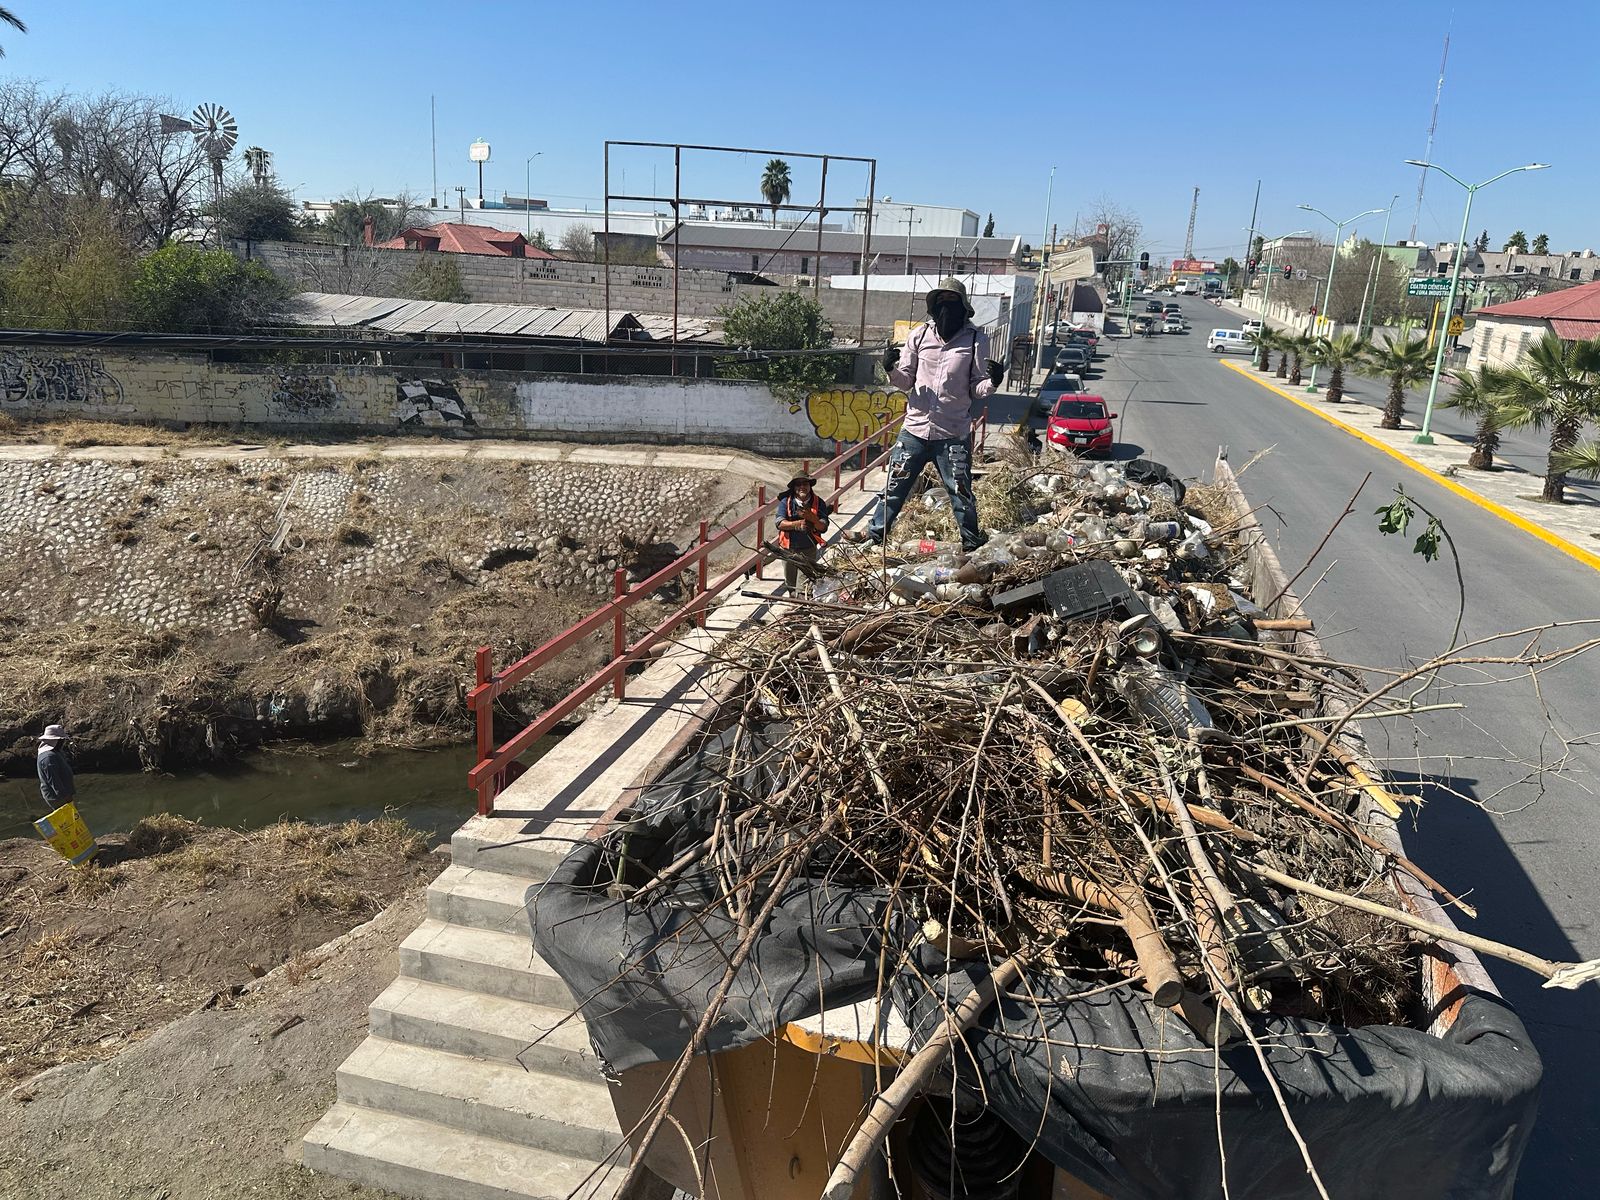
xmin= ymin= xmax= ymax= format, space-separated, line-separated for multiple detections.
xmin=899 ymin=206 xmax=922 ymax=321
xmin=1183 ymin=186 xmax=1200 ymax=261
xmin=1241 ymin=179 xmax=1260 ymax=297
xmin=1032 ymin=168 xmax=1056 ymax=372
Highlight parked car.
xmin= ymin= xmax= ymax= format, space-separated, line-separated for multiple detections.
xmin=1145 ymin=300 xmax=1165 ymax=314
xmin=1207 ymin=328 xmax=1250 ymax=354
xmin=1067 ymin=328 xmax=1100 ymax=352
xmin=1034 ymin=371 xmax=1084 ymax=415
xmin=1054 ymin=344 xmax=1093 ymax=373
xmin=1163 ymin=315 xmax=1186 ymax=334
xmin=1045 ymin=396 xmax=1116 ymax=456
xmin=1242 ymin=318 xmax=1264 ymax=335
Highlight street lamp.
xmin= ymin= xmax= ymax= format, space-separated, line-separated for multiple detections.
xmin=1354 ymin=193 xmax=1401 ymax=339
xmin=1297 ymin=204 xmax=1386 ymax=391
xmin=1034 ymin=166 xmax=1056 ymax=370
xmin=1406 ymin=159 xmax=1551 ymax=443
xmin=524 ymin=152 xmax=543 ymax=239
xmin=469 ymin=138 xmax=491 ymax=207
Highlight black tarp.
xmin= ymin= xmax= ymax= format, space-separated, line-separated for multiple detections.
xmin=529 ymin=727 xmax=1542 ymax=1200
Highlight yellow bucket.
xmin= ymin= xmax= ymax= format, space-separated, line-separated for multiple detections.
xmin=34 ymin=802 xmax=98 ymax=866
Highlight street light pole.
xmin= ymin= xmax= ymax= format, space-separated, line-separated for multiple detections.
xmin=1297 ymin=204 xmax=1385 ymax=391
xmin=524 ymin=152 xmax=542 ymax=240
xmin=1355 ymin=193 xmax=1400 ymax=338
xmin=1407 ymin=159 xmax=1551 ymax=443
xmin=1258 ymin=229 xmax=1310 ymax=324
xmin=1033 ymin=167 xmax=1056 ymax=371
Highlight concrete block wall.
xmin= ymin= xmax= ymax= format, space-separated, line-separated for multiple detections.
xmin=0 ymin=346 xmax=832 ymax=454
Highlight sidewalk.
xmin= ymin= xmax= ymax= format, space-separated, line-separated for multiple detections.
xmin=1219 ymin=358 xmax=1600 ymax=571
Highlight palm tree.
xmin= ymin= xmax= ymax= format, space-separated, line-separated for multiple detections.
xmin=1358 ymin=333 xmax=1434 ymax=429
xmin=1274 ymin=331 xmax=1290 ymax=378
xmin=1286 ymin=333 xmax=1310 ymax=386
xmin=1439 ymin=366 xmax=1506 ymax=470
xmin=1484 ymin=333 xmax=1600 ymax=503
xmin=1246 ymin=328 xmax=1276 ymax=371
xmin=0 ymin=6 xmax=25 ymax=56
xmin=243 ymin=146 xmax=272 ymax=187
xmin=1306 ymin=331 xmax=1368 ymax=403
xmin=760 ymin=159 xmax=791 ymax=228
xmin=1556 ymin=439 xmax=1600 ymax=482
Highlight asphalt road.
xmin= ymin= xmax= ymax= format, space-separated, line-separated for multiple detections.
xmin=991 ymin=300 xmax=1600 ymax=1191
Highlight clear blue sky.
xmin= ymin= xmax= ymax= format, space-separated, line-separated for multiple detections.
xmin=3 ymin=0 xmax=1583 ymax=260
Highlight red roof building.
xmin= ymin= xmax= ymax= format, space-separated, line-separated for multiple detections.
xmin=374 ymin=221 xmax=555 ymax=259
xmin=1468 ymin=280 xmax=1600 ymax=369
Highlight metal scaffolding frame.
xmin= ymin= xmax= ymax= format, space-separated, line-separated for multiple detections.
xmin=603 ymin=141 xmax=877 ymax=371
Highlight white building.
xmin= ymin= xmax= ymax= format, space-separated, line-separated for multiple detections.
xmin=854 ymin=200 xmax=981 ymax=240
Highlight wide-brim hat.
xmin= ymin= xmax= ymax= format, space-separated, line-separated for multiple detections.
xmin=925 ymin=276 xmax=975 ymax=317
xmin=38 ymin=724 xmax=67 ymax=743
xmin=788 ymin=472 xmax=817 ymax=489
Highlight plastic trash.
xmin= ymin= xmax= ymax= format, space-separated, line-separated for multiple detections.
xmin=1114 ymin=660 xmax=1214 ymax=736
xmin=1176 ymin=532 xmax=1210 ymax=561
xmin=1145 ymin=521 xmax=1182 ymax=543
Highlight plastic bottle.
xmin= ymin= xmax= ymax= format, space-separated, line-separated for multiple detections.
xmin=1145 ymin=521 xmax=1182 ymax=543
xmin=1115 ymin=661 xmax=1214 ymax=736
xmin=1176 ymin=532 xmax=1210 ymax=561
xmin=1045 ymin=529 xmax=1077 ymax=555
xmin=889 ymin=570 xmax=935 ymax=600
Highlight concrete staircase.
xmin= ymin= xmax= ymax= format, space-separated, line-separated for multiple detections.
xmin=301 ymin=843 xmax=627 ymax=1200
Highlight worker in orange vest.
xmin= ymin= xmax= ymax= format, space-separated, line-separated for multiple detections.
xmin=775 ymin=472 xmax=831 ymax=591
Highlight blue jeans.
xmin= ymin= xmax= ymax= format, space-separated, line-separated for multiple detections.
xmin=867 ymin=431 xmax=982 ymax=549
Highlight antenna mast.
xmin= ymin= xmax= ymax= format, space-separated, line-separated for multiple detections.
xmin=1411 ymin=32 xmax=1450 ymax=241
xmin=1183 ymin=186 xmax=1199 ymax=260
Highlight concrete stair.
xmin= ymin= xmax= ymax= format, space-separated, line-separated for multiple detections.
xmin=300 ymin=834 xmax=627 ymax=1200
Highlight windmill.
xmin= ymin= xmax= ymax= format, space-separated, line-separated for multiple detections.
xmin=160 ymin=102 xmax=238 ymax=243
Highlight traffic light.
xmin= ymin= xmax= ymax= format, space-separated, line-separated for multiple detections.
xmin=1139 ymin=251 xmax=1149 ymax=271
xmin=1283 ymin=265 xmax=1292 ymax=279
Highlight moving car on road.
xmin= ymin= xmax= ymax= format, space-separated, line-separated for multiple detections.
xmin=1045 ymin=396 xmax=1116 ymax=456
xmin=1207 ymin=328 xmax=1250 ymax=354
xmin=1164 ymin=315 xmax=1187 ymax=334
xmin=1145 ymin=300 xmax=1165 ymax=314
xmin=1163 ymin=301 xmax=1182 ymax=314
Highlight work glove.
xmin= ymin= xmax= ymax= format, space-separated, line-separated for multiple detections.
xmin=986 ymin=359 xmax=1005 ymax=387
xmin=883 ymin=344 xmax=901 ymax=372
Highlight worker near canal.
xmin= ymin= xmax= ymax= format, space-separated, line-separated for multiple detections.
xmin=844 ymin=277 xmax=1002 ymax=552
xmin=775 ymin=471 xmax=831 ymax=591
xmin=36 ymin=724 xmax=75 ymax=810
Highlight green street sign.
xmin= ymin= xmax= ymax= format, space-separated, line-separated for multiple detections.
xmin=1406 ymin=278 xmax=1454 ymax=298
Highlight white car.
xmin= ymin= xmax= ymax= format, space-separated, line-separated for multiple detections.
xmin=1242 ymin=318 xmax=1264 ymax=335
xmin=1207 ymin=329 xmax=1251 ymax=354
xmin=1163 ymin=315 xmax=1186 ymax=334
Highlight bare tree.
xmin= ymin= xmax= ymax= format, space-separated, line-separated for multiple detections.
xmin=1080 ymin=195 xmax=1144 ymax=270
xmin=0 ymin=81 xmax=211 ymax=247
xmin=559 ymin=221 xmax=595 ymax=259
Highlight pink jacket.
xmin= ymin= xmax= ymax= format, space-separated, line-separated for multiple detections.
xmin=888 ymin=320 xmax=995 ymax=440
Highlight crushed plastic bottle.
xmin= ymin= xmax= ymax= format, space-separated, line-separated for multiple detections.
xmin=1176 ymin=532 xmax=1210 ymax=561
xmin=1114 ymin=661 xmax=1214 ymax=736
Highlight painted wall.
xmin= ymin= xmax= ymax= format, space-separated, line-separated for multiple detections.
xmin=0 ymin=347 xmax=873 ymax=455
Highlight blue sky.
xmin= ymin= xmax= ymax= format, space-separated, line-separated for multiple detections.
xmin=2 ymin=0 xmax=1583 ymax=260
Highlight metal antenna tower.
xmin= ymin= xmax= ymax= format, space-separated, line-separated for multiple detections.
xmin=1183 ymin=186 xmax=1199 ymax=260
xmin=1410 ymin=31 xmax=1450 ymax=241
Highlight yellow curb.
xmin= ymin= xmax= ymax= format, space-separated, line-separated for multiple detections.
xmin=1219 ymin=358 xmax=1600 ymax=574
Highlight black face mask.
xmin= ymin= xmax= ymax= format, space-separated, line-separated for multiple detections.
xmin=933 ymin=299 xmax=966 ymax=340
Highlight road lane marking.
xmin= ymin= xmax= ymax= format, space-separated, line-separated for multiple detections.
xmin=1218 ymin=358 xmax=1600 ymax=574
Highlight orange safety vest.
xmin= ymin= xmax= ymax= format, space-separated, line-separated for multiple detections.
xmin=778 ymin=493 xmax=826 ymax=551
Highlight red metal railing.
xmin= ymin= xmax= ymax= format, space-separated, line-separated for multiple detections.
xmin=469 ymin=412 xmax=1005 ymax=814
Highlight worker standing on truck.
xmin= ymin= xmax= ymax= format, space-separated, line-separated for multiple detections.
xmin=844 ymin=277 xmax=1002 ymax=552
xmin=775 ymin=472 xmax=831 ymax=591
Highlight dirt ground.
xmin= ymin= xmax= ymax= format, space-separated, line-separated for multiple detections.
xmin=0 ymin=815 xmax=445 ymax=1199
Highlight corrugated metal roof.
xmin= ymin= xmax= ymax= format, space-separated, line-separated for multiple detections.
xmin=289 ymin=292 xmax=718 ymax=343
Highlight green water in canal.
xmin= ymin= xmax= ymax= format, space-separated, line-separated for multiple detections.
xmin=0 ymin=738 xmax=556 ymax=846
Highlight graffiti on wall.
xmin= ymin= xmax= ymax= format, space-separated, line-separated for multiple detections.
xmin=804 ymin=389 xmax=906 ymax=442
xmin=0 ymin=351 xmax=125 ymax=407
xmin=269 ymin=371 xmax=341 ymax=415
xmin=394 ymin=378 xmax=476 ymax=427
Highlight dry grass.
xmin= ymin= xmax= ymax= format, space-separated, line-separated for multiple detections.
xmin=153 ymin=841 xmax=238 ymax=883
xmin=67 ymin=863 xmax=125 ymax=899
xmin=125 ymin=813 xmax=197 ymax=857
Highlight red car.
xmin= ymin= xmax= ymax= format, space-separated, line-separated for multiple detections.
xmin=1045 ymin=396 xmax=1117 ymax=456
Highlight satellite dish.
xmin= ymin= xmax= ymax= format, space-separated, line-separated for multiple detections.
xmin=190 ymin=102 xmax=238 ymax=161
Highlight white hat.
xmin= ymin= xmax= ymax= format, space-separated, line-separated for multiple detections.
xmin=38 ymin=724 xmax=68 ymax=743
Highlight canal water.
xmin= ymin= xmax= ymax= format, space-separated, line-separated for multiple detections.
xmin=0 ymin=738 xmax=556 ymax=847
